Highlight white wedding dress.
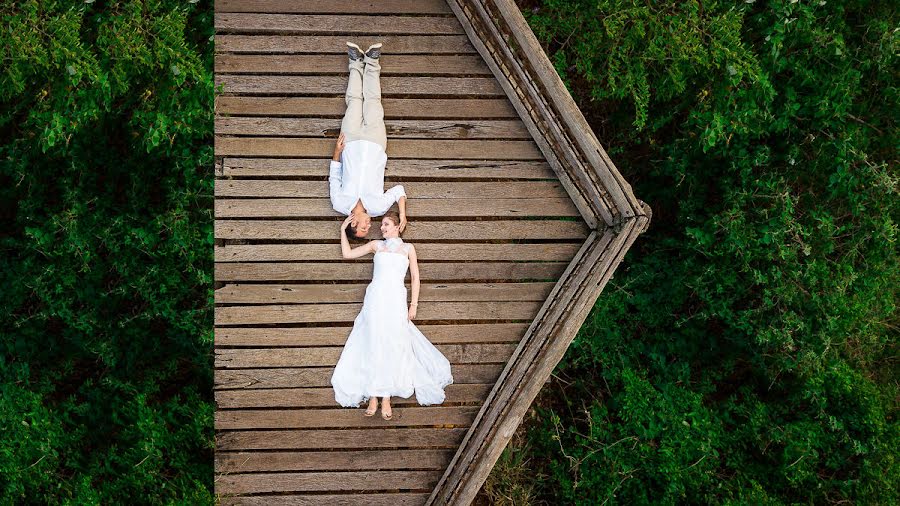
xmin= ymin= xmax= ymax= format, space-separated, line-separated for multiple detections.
xmin=331 ymin=237 xmax=453 ymax=407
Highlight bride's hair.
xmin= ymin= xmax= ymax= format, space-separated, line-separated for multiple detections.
xmin=383 ymin=210 xmax=401 ymax=233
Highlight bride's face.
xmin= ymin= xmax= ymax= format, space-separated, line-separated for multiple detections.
xmin=380 ymin=217 xmax=400 ymax=237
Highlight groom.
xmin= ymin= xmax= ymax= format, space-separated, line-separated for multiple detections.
xmin=329 ymin=41 xmax=408 ymax=239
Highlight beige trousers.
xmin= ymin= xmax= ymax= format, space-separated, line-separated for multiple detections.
xmin=340 ymin=56 xmax=387 ymax=150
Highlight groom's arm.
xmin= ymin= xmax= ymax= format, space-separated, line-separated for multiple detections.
xmin=329 ymin=134 xmax=354 ymax=214
xmin=328 ymin=159 xmax=352 ymax=214
xmin=370 ymin=184 xmax=406 ymax=218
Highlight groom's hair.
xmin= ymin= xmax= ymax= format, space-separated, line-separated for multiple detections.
xmin=345 ymin=222 xmax=364 ymax=240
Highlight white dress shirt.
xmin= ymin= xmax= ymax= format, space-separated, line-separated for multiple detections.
xmin=329 ymin=139 xmax=406 ymax=216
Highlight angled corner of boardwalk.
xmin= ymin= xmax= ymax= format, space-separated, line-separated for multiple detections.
xmin=213 ymin=0 xmax=650 ymax=504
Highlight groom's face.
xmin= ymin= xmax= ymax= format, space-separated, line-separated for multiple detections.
xmin=352 ymin=214 xmax=371 ymax=237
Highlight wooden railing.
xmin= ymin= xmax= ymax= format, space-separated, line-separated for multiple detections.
xmin=428 ymin=1 xmax=651 ymax=504
xmin=444 ymin=0 xmax=648 ymax=231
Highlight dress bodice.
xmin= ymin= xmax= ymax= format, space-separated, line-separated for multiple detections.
xmin=372 ymin=238 xmax=410 ymax=284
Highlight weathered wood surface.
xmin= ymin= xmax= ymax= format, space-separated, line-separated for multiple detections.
xmin=216 ymin=180 xmax=568 ymax=198
xmin=216 ymin=97 xmax=515 ymax=117
xmin=215 ymin=324 xmax=528 ymax=346
xmin=216 ymin=406 xmax=480 ymax=429
xmin=215 ymin=364 xmax=504 ymax=389
xmin=216 ymin=35 xmax=474 ymax=54
xmin=216 ymin=54 xmax=490 ymax=75
xmin=217 ymin=428 xmax=468 ymax=451
xmin=220 ymin=158 xmax=550 ymax=178
xmin=215 ymin=243 xmax=580 ymax=262
xmin=215 ymin=262 xmax=569 ymax=282
xmin=216 ymin=117 xmax=525 ymax=138
xmin=216 ymin=470 xmax=442 ymax=494
xmin=216 ymin=384 xmax=492 ymax=409
xmin=215 ymin=283 xmax=554 ymax=304
xmin=215 ymin=137 xmax=540 ymax=158
xmin=216 ymin=344 xmax=518 ymax=368
xmin=215 ymin=449 xmax=455 ymax=473
xmin=215 ymin=220 xmax=588 ymax=241
xmin=215 ymin=75 xmax=503 ymax=96
xmin=215 ymin=301 xmax=541 ymax=324
xmin=220 ymin=494 xmax=431 ymax=506
xmin=216 ymin=0 xmax=453 ymax=15
xmin=216 ymin=198 xmax=579 ymax=217
xmin=216 ymin=15 xmax=464 ymax=35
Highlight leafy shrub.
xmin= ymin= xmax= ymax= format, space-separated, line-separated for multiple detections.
xmin=510 ymin=0 xmax=899 ymax=503
xmin=1 ymin=1 xmax=214 ymax=502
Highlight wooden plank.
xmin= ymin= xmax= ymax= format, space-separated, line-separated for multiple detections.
xmin=215 ymin=449 xmax=454 ymax=473
xmin=221 ymin=158 xmax=551 ymax=178
xmin=215 ymin=406 xmax=480 ymax=429
xmin=220 ymin=493 xmax=430 ymax=506
xmin=216 ymin=54 xmax=490 ymax=75
xmin=216 ymin=470 xmax=441 ymax=494
xmin=215 ymin=262 xmax=568 ymax=282
xmin=215 ymin=118 xmax=527 ymax=138
xmin=215 ymin=97 xmax=515 ymax=118
xmin=216 ymin=0 xmax=452 ymax=14
xmin=216 ymin=428 xmax=467 ymax=450
xmin=215 ymin=283 xmax=554 ymax=304
xmin=215 ymin=384 xmax=492 ymax=408
xmin=215 ymin=220 xmax=588 ymax=241
xmin=215 ymin=14 xmax=464 ymax=34
xmin=215 ymin=243 xmax=580 ymax=262
xmin=215 ymin=364 xmax=503 ymax=389
xmin=215 ymin=180 xmax=567 ymax=199
xmin=215 ymin=344 xmax=518 ymax=368
xmin=214 ymin=301 xmax=541 ymax=324
xmin=215 ymin=137 xmax=541 ymax=159
xmin=216 ymin=198 xmax=578 ymax=218
xmin=216 ymin=35 xmax=475 ymax=54
xmin=215 ymin=324 xmax=529 ymax=346
xmin=214 ymin=75 xmax=503 ymax=96
xmin=221 ymin=494 xmax=429 ymax=506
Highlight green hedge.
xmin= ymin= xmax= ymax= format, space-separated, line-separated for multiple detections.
xmin=514 ymin=0 xmax=898 ymax=503
xmin=1 ymin=1 xmax=214 ymax=502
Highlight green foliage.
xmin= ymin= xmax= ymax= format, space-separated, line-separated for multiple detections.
xmin=482 ymin=432 xmax=541 ymax=505
xmin=524 ymin=0 xmax=759 ymax=130
xmin=1 ymin=0 xmax=214 ymax=503
xmin=516 ymin=0 xmax=898 ymax=503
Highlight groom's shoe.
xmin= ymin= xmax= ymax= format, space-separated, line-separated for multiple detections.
xmin=364 ymin=43 xmax=383 ymax=60
xmin=346 ymin=41 xmax=364 ymax=62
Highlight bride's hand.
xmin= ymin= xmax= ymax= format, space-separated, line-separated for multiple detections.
xmin=341 ymin=215 xmax=353 ymax=231
xmin=408 ymin=305 xmax=417 ymax=321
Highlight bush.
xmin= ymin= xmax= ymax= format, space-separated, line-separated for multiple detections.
xmin=512 ymin=0 xmax=899 ymax=503
xmin=0 ymin=1 xmax=214 ymax=502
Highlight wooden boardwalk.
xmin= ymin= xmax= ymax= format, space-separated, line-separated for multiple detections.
xmin=214 ymin=0 xmax=648 ymax=504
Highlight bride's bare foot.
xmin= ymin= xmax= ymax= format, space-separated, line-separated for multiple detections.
xmin=381 ymin=397 xmax=392 ymax=420
xmin=364 ymin=397 xmax=378 ymax=417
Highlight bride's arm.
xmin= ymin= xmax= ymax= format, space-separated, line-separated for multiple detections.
xmin=408 ymin=245 xmax=420 ymax=320
xmin=340 ymin=216 xmax=376 ymax=259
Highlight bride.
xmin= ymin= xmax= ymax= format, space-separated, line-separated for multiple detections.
xmin=330 ymin=211 xmax=453 ymax=420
